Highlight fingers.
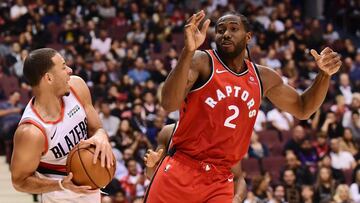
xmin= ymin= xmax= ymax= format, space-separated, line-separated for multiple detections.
xmin=64 ymin=172 xmax=73 ymax=181
xmin=200 ymin=19 xmax=211 ymax=35
xmin=320 ymin=47 xmax=333 ymax=55
xmin=310 ymin=49 xmax=320 ymax=61
xmin=93 ymin=144 xmax=101 ymax=165
xmin=157 ymin=148 xmax=164 ymax=155
xmin=100 ymin=144 xmax=106 ymax=168
xmin=186 ymin=10 xmax=206 ymax=28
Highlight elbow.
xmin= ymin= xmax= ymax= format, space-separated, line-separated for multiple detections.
xmin=295 ymin=111 xmax=312 ymax=120
xmin=12 ymin=179 xmax=25 ymax=192
xmin=160 ymin=99 xmax=180 ymax=112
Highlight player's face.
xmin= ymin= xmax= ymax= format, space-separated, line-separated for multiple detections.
xmin=49 ymin=54 xmax=73 ymax=96
xmin=215 ymin=15 xmax=250 ymax=59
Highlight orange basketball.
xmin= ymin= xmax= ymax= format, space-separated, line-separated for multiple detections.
xmin=66 ymin=142 xmax=116 ymax=189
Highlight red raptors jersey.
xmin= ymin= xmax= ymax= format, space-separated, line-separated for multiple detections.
xmin=171 ymin=49 xmax=262 ymax=168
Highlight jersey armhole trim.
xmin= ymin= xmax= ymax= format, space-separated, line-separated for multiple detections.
xmin=19 ymin=119 xmax=48 ymax=155
xmin=252 ymin=62 xmax=264 ymax=98
xmin=70 ymin=86 xmax=85 ymax=108
xmin=189 ymin=50 xmax=214 ymax=93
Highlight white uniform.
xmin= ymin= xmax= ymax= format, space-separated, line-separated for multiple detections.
xmin=19 ymin=87 xmax=100 ymax=203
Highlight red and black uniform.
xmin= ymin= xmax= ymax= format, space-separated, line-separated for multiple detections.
xmin=145 ymin=49 xmax=262 ymax=203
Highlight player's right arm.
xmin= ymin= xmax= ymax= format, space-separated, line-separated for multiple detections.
xmin=161 ymin=10 xmax=210 ymax=111
xmin=10 ymin=124 xmax=94 ymax=194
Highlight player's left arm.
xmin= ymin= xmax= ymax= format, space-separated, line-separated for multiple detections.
xmin=260 ymin=47 xmax=341 ymax=120
xmin=69 ymin=76 xmax=114 ymax=169
xmin=231 ymin=161 xmax=247 ymax=203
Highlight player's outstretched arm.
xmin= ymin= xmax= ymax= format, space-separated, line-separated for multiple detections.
xmin=260 ymin=47 xmax=341 ymax=119
xmin=10 ymin=124 xmax=94 ymax=194
xmin=144 ymin=124 xmax=175 ymax=179
xmin=69 ymin=76 xmax=114 ymax=169
xmin=231 ymin=161 xmax=247 ymax=203
xmin=161 ymin=10 xmax=210 ymax=111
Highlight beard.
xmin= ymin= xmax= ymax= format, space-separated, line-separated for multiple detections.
xmin=216 ymin=39 xmax=246 ymax=60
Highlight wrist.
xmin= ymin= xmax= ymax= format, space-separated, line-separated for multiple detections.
xmin=319 ymin=70 xmax=331 ymax=79
xmin=182 ymin=47 xmax=196 ymax=54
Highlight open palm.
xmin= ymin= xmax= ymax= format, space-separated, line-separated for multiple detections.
xmin=184 ymin=10 xmax=211 ymax=52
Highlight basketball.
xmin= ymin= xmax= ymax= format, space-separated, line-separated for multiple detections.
xmin=66 ymin=142 xmax=116 ymax=189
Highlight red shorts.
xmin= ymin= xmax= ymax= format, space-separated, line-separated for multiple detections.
xmin=144 ymin=151 xmax=234 ymax=203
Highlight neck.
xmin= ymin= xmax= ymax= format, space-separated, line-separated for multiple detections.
xmin=217 ymin=49 xmax=247 ymax=73
xmin=33 ymin=88 xmax=63 ymax=121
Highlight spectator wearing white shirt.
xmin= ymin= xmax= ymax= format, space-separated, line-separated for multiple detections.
xmin=100 ymin=102 xmax=120 ymax=137
xmin=91 ymin=29 xmax=112 ymax=55
xmin=337 ymin=73 xmax=353 ymax=105
xmin=267 ymin=107 xmax=294 ymax=131
xmin=330 ymin=138 xmax=356 ymax=170
xmin=254 ymin=109 xmax=267 ymax=132
xmin=10 ymin=0 xmax=28 ymax=20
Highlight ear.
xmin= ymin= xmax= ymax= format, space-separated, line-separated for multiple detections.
xmin=44 ymin=72 xmax=53 ymax=84
xmin=246 ymin=32 xmax=252 ymax=43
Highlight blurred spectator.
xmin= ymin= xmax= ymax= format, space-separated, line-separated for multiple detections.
xmin=339 ymin=128 xmax=359 ymax=156
xmin=267 ymin=107 xmax=294 ymax=131
xmin=318 ymin=155 xmax=346 ymax=184
xmin=120 ymin=159 xmax=148 ymax=201
xmin=314 ymin=166 xmax=338 ymax=203
xmin=98 ymin=0 xmax=116 ymax=19
xmin=330 ymin=138 xmax=356 ymax=170
xmin=248 ymin=131 xmax=269 ymax=159
xmin=297 ymin=137 xmax=319 ymax=174
xmin=10 ymin=0 xmax=27 ymax=20
xmin=100 ymin=101 xmax=120 ymax=137
xmin=267 ymin=184 xmax=286 ymax=203
xmin=0 ymin=91 xmax=22 ymax=140
xmin=337 ymin=73 xmax=353 ymax=105
xmin=343 ymin=93 xmax=360 ymax=128
xmin=282 ymin=169 xmax=301 ymax=203
xmin=251 ymin=175 xmax=272 ymax=202
xmin=127 ymin=57 xmax=150 ymax=85
xmin=281 ymin=151 xmax=313 ymax=185
xmin=313 ymin=132 xmax=330 ymax=159
xmin=301 ymin=185 xmax=315 ymax=203
xmin=91 ymin=29 xmax=112 ymax=55
xmin=333 ymin=184 xmax=354 ymax=203
xmin=321 ymin=111 xmax=344 ymax=139
xmin=284 ymin=125 xmax=306 ymax=155
xmin=350 ymin=169 xmax=360 ymax=203
xmin=323 ymin=23 xmax=340 ymax=44
xmin=254 ymin=109 xmax=267 ymax=132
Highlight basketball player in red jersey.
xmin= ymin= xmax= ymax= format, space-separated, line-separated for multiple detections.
xmin=145 ymin=10 xmax=342 ymax=203
xmin=10 ymin=48 xmax=113 ymax=202
xmin=143 ymin=124 xmax=247 ymax=202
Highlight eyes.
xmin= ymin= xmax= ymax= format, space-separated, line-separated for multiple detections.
xmin=216 ymin=25 xmax=240 ymax=34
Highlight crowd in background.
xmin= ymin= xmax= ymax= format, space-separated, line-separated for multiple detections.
xmin=0 ymin=0 xmax=359 ymax=202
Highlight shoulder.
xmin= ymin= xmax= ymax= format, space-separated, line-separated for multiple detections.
xmin=192 ymin=50 xmax=211 ymax=70
xmin=68 ymin=75 xmax=91 ymax=105
xmin=14 ymin=123 xmax=45 ymax=151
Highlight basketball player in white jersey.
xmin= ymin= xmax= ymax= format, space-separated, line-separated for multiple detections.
xmin=10 ymin=48 xmax=114 ymax=203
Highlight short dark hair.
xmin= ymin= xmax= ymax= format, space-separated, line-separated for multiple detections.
xmin=23 ymin=48 xmax=58 ymax=86
xmin=217 ymin=12 xmax=251 ymax=32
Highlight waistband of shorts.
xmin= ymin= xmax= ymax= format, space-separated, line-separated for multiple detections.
xmin=171 ymin=150 xmax=232 ymax=176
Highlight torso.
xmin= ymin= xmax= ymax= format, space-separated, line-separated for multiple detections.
xmin=19 ymin=87 xmax=87 ymax=177
xmin=170 ymin=49 xmax=262 ymax=168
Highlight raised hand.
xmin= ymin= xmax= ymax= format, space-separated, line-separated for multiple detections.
xmin=184 ymin=10 xmax=211 ymax=52
xmin=144 ymin=148 xmax=164 ymax=168
xmin=310 ymin=47 xmax=342 ymax=76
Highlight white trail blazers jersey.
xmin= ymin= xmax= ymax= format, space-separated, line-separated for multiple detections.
xmin=19 ymin=87 xmax=100 ymax=202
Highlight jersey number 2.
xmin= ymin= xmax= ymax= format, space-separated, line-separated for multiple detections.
xmin=224 ymin=105 xmax=239 ymax=129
